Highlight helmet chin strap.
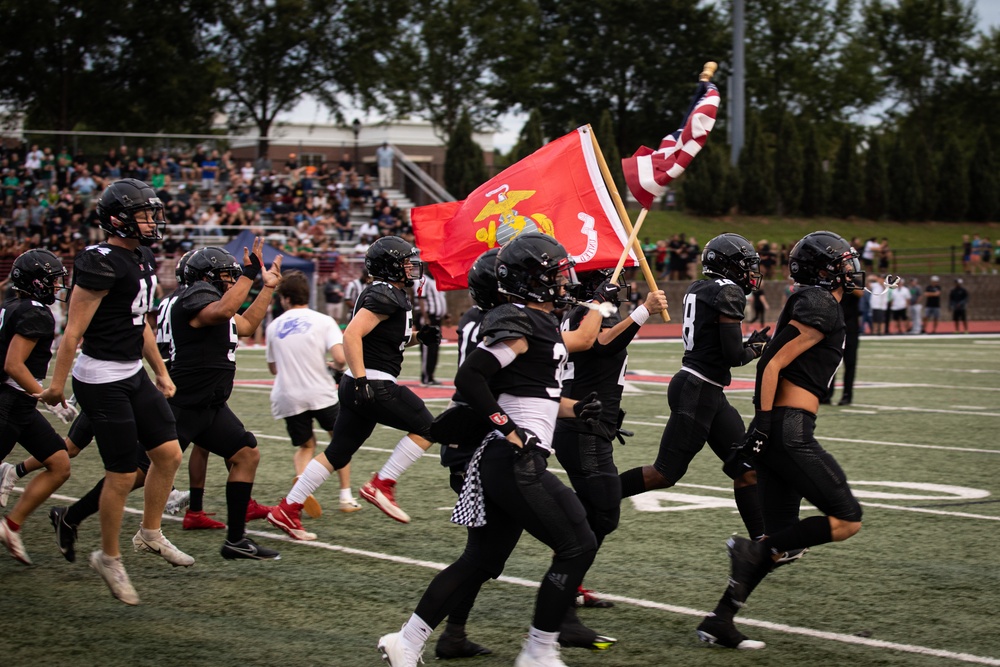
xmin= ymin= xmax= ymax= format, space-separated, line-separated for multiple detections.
xmin=863 ymin=274 xmax=901 ymax=295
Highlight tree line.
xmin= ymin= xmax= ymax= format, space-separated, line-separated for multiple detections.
xmin=2 ymin=0 xmax=998 ymax=219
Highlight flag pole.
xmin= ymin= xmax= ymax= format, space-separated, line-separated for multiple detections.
xmin=587 ymin=128 xmax=670 ymax=322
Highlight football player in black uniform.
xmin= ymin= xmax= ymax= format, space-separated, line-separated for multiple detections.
xmin=696 ymin=231 xmax=865 ymax=650
xmin=377 ymin=233 xmax=607 ymax=667
xmin=168 ymin=242 xmax=282 ymax=559
xmin=40 ymin=250 xmax=194 ymax=563
xmin=39 ymin=178 xmax=191 ymax=606
xmin=268 ymin=236 xmax=438 ymax=537
xmin=618 ymin=233 xmax=768 ymax=541
xmin=0 ymin=250 xmax=71 ymax=565
xmin=553 ymin=267 xmax=667 ymax=637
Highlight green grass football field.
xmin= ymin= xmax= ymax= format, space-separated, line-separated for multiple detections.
xmin=4 ymin=334 xmax=1000 ymax=667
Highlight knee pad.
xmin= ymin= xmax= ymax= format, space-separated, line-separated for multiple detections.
xmin=241 ymin=431 xmax=258 ymax=450
xmin=591 ymin=506 xmax=621 ymax=541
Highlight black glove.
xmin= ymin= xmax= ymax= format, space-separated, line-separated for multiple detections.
xmin=512 ymin=426 xmax=541 ymax=452
xmin=743 ymin=410 xmax=772 ymax=455
xmin=242 ymin=253 xmax=262 ymax=281
xmin=354 ymin=376 xmax=376 ymax=406
xmin=592 ymin=280 xmax=621 ymax=304
xmin=572 ymin=391 xmax=603 ymax=425
xmin=416 ymin=324 xmax=441 ymax=347
xmin=744 ymin=325 xmax=771 ymax=359
xmin=615 ymin=408 xmax=633 ymax=445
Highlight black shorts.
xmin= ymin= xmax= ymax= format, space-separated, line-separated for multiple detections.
xmin=67 ymin=412 xmax=151 ymax=474
xmin=324 ymin=378 xmax=433 ymax=470
xmin=284 ymin=404 xmax=340 ymax=447
xmin=653 ymin=370 xmax=751 ymax=483
xmin=170 ymin=402 xmax=255 ymax=460
xmin=754 ymin=407 xmax=863 ymax=528
xmin=552 ymin=424 xmax=621 ymax=543
xmin=953 ymin=308 xmax=967 ymax=323
xmin=73 ymin=370 xmax=177 ymax=473
xmin=891 ymin=308 xmax=908 ymax=321
xmin=0 ymin=386 xmax=66 ymax=462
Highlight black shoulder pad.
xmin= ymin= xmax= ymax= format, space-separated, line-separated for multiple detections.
xmin=73 ymin=247 xmax=117 ymax=291
xmin=16 ymin=303 xmax=55 ymax=339
xmin=359 ymin=282 xmax=409 ymax=316
xmin=791 ymin=287 xmax=840 ymax=333
xmin=481 ymin=303 xmax=532 ymax=345
xmin=713 ymin=283 xmax=747 ymax=320
xmin=178 ymin=281 xmax=221 ymax=315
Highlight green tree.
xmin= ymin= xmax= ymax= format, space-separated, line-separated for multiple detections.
xmin=682 ymin=142 xmax=730 ymax=216
xmin=528 ymin=0 xmax=726 ymax=158
xmin=384 ymin=0 xmax=542 ymax=142
xmin=213 ymin=0 xmax=404 ymax=157
xmin=800 ymin=123 xmax=826 ymax=217
xmin=887 ymin=133 xmax=920 ymax=220
xmin=968 ymin=129 xmax=999 ymax=221
xmin=773 ymin=114 xmax=804 ymax=215
xmin=738 ymin=115 xmax=775 ymax=215
xmin=935 ymin=133 xmax=969 ymax=221
xmin=445 ymin=111 xmax=487 ymax=198
xmin=859 ymin=0 xmax=977 ymax=141
xmin=864 ymin=132 xmax=888 ymax=220
xmin=595 ymin=109 xmax=624 ymax=197
xmin=830 ymin=127 xmax=863 ymax=217
xmin=912 ymin=134 xmax=937 ymax=220
xmin=0 ymin=0 xmax=219 ymax=134
xmin=512 ymin=109 xmax=545 ymax=163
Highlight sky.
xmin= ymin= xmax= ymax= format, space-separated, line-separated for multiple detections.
xmin=280 ymin=0 xmax=1000 ymax=153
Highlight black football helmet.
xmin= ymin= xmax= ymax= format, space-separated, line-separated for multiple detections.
xmin=175 ymin=249 xmax=197 ymax=287
xmin=95 ymin=178 xmax=165 ymax=241
xmin=365 ymin=236 xmax=423 ymax=286
xmin=467 ymin=247 xmax=501 ymax=310
xmin=495 ymin=232 xmax=575 ymax=303
xmin=10 ymin=249 xmax=68 ymax=305
xmin=788 ymin=231 xmax=865 ymax=291
xmin=183 ymin=247 xmax=243 ymax=293
xmin=702 ymin=233 xmax=762 ymax=295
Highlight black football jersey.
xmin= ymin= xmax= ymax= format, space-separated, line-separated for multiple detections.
xmin=758 ymin=286 xmax=845 ymax=402
xmin=73 ymin=243 xmax=158 ymax=361
xmin=353 ymin=281 xmax=412 ymax=378
xmin=679 ymin=278 xmax=748 ymax=386
xmin=0 ymin=296 xmax=56 ymax=388
xmin=452 ymin=305 xmax=486 ymax=403
xmin=168 ymin=282 xmax=239 ymax=407
xmin=560 ymin=305 xmax=626 ymax=427
xmin=154 ymin=288 xmax=182 ymax=369
xmin=485 ymin=304 xmax=566 ymax=401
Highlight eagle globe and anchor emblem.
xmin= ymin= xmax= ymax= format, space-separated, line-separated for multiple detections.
xmin=471 ymin=185 xmax=600 ymax=264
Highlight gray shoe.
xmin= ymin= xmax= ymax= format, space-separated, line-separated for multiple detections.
xmin=0 ymin=518 xmax=31 ymax=565
xmin=89 ymin=550 xmax=140 ymax=605
xmin=132 ymin=529 xmax=195 ymax=567
xmin=0 ymin=462 xmax=16 ymax=507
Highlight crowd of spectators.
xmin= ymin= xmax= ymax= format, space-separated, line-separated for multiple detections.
xmin=642 ymin=234 xmax=788 ymax=281
xmin=0 ymin=141 xmax=411 ymax=266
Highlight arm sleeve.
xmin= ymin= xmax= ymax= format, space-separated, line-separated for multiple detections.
xmin=592 ymin=320 xmax=641 ymax=356
xmin=720 ymin=322 xmax=756 ymax=366
xmin=454 ymin=347 xmax=516 ymax=436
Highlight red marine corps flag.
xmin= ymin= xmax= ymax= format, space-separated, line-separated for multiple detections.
xmin=411 ymin=125 xmax=638 ymax=290
xmin=622 ymin=67 xmax=720 ymax=209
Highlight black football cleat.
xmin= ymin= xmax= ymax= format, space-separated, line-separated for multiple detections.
xmin=49 ymin=506 xmax=78 ymax=563
xmin=434 ymin=628 xmax=493 ymax=659
xmin=221 ymin=537 xmax=281 ymax=560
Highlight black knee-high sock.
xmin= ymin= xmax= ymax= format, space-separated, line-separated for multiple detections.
xmin=618 ymin=467 xmax=646 ymax=499
xmin=445 ymin=581 xmax=485 ymax=628
xmin=65 ymin=478 xmax=104 ymax=526
xmin=733 ymin=485 xmax=765 ymax=540
xmin=189 ymin=487 xmax=205 ymax=513
xmin=763 ymin=515 xmax=833 ymax=554
xmin=226 ymin=481 xmax=253 ymax=543
xmin=415 ymin=559 xmax=493 ymax=629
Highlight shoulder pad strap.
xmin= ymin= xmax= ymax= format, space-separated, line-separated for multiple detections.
xmin=481 ymin=303 xmax=532 ymax=345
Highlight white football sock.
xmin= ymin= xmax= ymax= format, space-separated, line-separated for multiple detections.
xmin=525 ymin=625 xmax=560 ymax=657
xmin=401 ymin=612 xmax=432 ymax=649
xmin=288 ymin=459 xmax=331 ymax=505
xmin=339 ymin=487 xmax=354 ymax=502
xmin=377 ymin=436 xmax=424 ymax=482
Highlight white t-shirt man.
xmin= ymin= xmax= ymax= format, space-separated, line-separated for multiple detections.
xmin=266 ymin=307 xmax=343 ymax=419
xmin=890 ymin=282 xmax=911 ymax=312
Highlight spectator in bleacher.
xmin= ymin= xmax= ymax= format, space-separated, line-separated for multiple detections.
xmin=376 ymin=142 xmax=394 ymax=188
xmin=240 ymin=160 xmax=255 ymax=186
xmin=24 ymin=144 xmax=43 ymax=179
xmin=56 ymin=147 xmax=73 ymax=189
xmin=333 ymin=208 xmax=353 ymax=242
xmin=338 ymin=152 xmax=353 ymax=175
xmin=72 ymin=170 xmax=97 ymax=207
xmin=103 ymin=147 xmax=121 ymax=178
xmin=878 ymin=237 xmax=892 ymax=273
xmin=200 ymin=150 xmax=219 ymax=192
xmin=219 ymin=150 xmax=234 ymax=190
xmin=375 ymin=205 xmax=398 ymax=237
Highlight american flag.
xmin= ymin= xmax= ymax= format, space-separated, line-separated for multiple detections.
xmin=622 ymin=81 xmax=720 ymax=209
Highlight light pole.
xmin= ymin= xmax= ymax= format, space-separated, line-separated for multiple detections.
xmin=351 ymin=118 xmax=361 ymax=171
